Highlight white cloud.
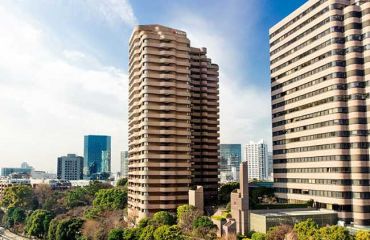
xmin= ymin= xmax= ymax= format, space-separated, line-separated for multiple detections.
xmin=82 ymin=0 xmax=138 ymax=26
xmin=170 ymin=7 xmax=272 ymax=153
xmin=0 ymin=3 xmax=129 ymax=172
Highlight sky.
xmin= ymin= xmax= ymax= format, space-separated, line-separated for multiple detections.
xmin=0 ymin=0 xmax=307 ymax=173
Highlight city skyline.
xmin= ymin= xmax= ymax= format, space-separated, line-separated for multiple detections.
xmin=0 ymin=0 xmax=306 ymax=172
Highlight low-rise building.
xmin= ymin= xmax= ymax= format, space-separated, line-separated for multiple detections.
xmin=0 ymin=167 xmax=32 ymax=177
xmin=250 ymin=208 xmax=338 ymax=233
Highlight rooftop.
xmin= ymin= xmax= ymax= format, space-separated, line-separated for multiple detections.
xmin=251 ymin=208 xmax=337 ymax=217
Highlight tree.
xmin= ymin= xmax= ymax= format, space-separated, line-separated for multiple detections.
xmin=192 ymin=216 xmax=216 ymax=240
xmin=355 ymin=230 xmax=370 ymax=240
xmin=48 ymin=218 xmax=59 ymax=240
xmin=293 ymin=218 xmax=319 ymax=240
xmin=139 ymin=225 xmax=155 ymax=240
xmin=108 ymin=228 xmax=125 ymax=240
xmin=249 ymin=187 xmax=274 ymax=208
xmin=84 ymin=188 xmax=127 ymax=219
xmin=252 ymin=232 xmax=267 ymax=240
xmin=85 ymin=181 xmax=112 ymax=195
xmin=64 ymin=181 xmax=112 ymax=209
xmin=153 ymin=225 xmax=185 ymax=240
xmin=64 ymin=187 xmax=91 ymax=208
xmin=150 ymin=211 xmax=176 ymax=226
xmin=266 ymin=225 xmax=294 ymax=240
xmin=138 ymin=217 xmax=150 ymax=228
xmin=25 ymin=209 xmax=54 ymax=238
xmin=93 ymin=188 xmax=127 ymax=210
xmin=33 ymin=184 xmax=52 ymax=208
xmin=123 ymin=228 xmax=141 ymax=240
xmin=0 ymin=185 xmax=36 ymax=210
xmin=218 ymin=182 xmax=239 ymax=204
xmin=55 ymin=218 xmax=84 ymax=240
xmin=43 ymin=191 xmax=67 ymax=214
xmin=2 ymin=207 xmax=26 ymax=228
xmin=116 ymin=178 xmax=128 ymax=187
xmin=176 ymin=204 xmax=201 ymax=233
xmin=318 ymin=226 xmax=352 ymax=240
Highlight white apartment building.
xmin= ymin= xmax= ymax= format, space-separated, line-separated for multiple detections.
xmin=245 ymin=140 xmax=269 ymax=180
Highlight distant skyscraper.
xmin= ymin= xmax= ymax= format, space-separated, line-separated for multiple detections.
xmin=270 ymin=0 xmax=370 ymax=226
xmin=120 ymin=151 xmax=128 ymax=178
xmin=220 ymin=144 xmax=242 ymax=183
xmin=20 ymin=162 xmax=33 ymax=170
xmin=57 ymin=154 xmax=83 ymax=180
xmin=84 ymin=135 xmax=111 ymax=177
xmin=245 ymin=140 xmax=268 ymax=180
xmin=128 ymin=25 xmax=219 ymax=219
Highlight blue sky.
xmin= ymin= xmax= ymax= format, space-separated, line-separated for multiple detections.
xmin=0 ymin=0 xmax=307 ymax=172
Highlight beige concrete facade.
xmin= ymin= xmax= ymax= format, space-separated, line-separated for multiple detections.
xmin=189 ymin=185 xmax=204 ymax=212
xmin=128 ymin=25 xmax=219 ymax=219
xmin=270 ymin=0 xmax=370 ymax=226
xmin=230 ymin=162 xmax=249 ymax=235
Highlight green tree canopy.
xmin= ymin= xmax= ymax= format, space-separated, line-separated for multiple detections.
xmin=108 ymin=228 xmax=125 ymax=240
xmin=153 ymin=225 xmax=185 ymax=240
xmin=176 ymin=204 xmax=201 ymax=233
xmin=251 ymin=232 xmax=266 ymax=240
xmin=218 ymin=182 xmax=239 ymax=204
xmin=25 ymin=209 xmax=54 ymax=238
xmin=293 ymin=218 xmax=319 ymax=240
xmin=0 ymin=185 xmax=35 ymax=210
xmin=355 ymin=230 xmax=370 ymax=240
xmin=2 ymin=207 xmax=26 ymax=228
xmin=93 ymin=188 xmax=127 ymax=210
xmin=138 ymin=217 xmax=150 ymax=228
xmin=150 ymin=211 xmax=176 ymax=227
xmin=139 ymin=225 xmax=155 ymax=240
xmin=123 ymin=228 xmax=141 ymax=240
xmin=85 ymin=181 xmax=112 ymax=195
xmin=48 ymin=218 xmax=59 ymax=240
xmin=64 ymin=187 xmax=91 ymax=208
xmin=116 ymin=178 xmax=128 ymax=187
xmin=54 ymin=218 xmax=84 ymax=240
xmin=318 ymin=225 xmax=352 ymax=240
xmin=192 ymin=216 xmax=215 ymax=229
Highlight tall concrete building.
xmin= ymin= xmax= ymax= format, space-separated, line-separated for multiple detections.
xmin=83 ymin=135 xmax=111 ymax=178
xmin=120 ymin=151 xmax=128 ymax=178
xmin=230 ymin=162 xmax=249 ymax=235
xmin=245 ymin=140 xmax=269 ymax=180
xmin=128 ymin=25 xmax=219 ymax=219
xmin=57 ymin=154 xmax=83 ymax=180
xmin=270 ymin=0 xmax=370 ymax=226
xmin=220 ymin=144 xmax=242 ymax=183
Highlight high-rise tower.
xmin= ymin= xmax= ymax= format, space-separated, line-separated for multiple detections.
xmin=245 ymin=140 xmax=269 ymax=181
xmin=270 ymin=0 xmax=370 ymax=226
xmin=128 ymin=25 xmax=219 ymax=219
xmin=83 ymin=135 xmax=111 ymax=178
